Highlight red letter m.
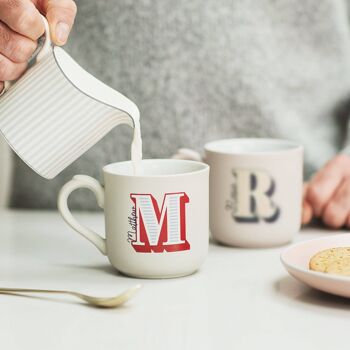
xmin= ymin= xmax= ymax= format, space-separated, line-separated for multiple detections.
xmin=130 ymin=192 xmax=190 ymax=253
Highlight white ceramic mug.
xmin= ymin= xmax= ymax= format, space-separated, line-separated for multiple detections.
xmin=174 ymin=138 xmax=303 ymax=247
xmin=58 ymin=159 xmax=209 ymax=278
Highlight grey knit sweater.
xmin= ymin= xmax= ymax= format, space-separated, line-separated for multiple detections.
xmin=10 ymin=0 xmax=350 ymax=209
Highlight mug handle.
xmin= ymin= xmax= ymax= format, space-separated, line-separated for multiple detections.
xmin=57 ymin=175 xmax=107 ymax=255
xmin=0 ymin=15 xmax=52 ymax=96
xmin=172 ymin=148 xmax=204 ymax=162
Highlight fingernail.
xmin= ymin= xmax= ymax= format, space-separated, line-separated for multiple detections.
xmin=55 ymin=22 xmax=70 ymax=44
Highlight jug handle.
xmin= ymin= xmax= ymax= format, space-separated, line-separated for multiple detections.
xmin=0 ymin=15 xmax=52 ymax=96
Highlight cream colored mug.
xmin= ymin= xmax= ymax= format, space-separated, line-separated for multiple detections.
xmin=174 ymin=138 xmax=303 ymax=247
xmin=58 ymin=159 xmax=209 ymax=278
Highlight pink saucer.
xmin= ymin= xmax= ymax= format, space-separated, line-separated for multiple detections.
xmin=281 ymin=233 xmax=350 ymax=298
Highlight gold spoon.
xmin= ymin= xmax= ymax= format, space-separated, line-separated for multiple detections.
xmin=0 ymin=284 xmax=142 ymax=308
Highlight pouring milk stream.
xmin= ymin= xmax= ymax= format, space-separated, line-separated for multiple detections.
xmin=130 ymin=115 xmax=142 ymax=175
xmin=0 ymin=16 xmax=143 ymax=178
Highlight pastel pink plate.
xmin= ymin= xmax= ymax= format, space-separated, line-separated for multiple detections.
xmin=281 ymin=233 xmax=350 ymax=298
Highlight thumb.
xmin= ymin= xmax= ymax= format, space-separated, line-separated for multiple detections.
xmin=41 ymin=0 xmax=77 ymax=46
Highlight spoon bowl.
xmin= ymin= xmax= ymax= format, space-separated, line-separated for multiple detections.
xmin=74 ymin=284 xmax=142 ymax=308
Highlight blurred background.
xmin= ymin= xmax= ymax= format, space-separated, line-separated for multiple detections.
xmin=3 ymin=0 xmax=350 ymax=210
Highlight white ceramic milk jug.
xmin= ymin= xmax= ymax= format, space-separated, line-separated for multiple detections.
xmin=0 ymin=16 xmax=139 ymax=179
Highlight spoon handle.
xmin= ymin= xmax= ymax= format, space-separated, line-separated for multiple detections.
xmin=0 ymin=287 xmax=71 ymax=295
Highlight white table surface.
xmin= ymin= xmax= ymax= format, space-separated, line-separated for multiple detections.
xmin=0 ymin=209 xmax=349 ymax=350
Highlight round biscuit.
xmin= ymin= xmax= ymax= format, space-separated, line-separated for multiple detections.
xmin=309 ymin=247 xmax=350 ymax=275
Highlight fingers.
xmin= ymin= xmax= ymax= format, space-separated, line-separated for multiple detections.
xmin=302 ymin=201 xmax=313 ymax=225
xmin=0 ymin=0 xmax=45 ymax=40
xmin=0 ymin=20 xmax=34 ymax=84
xmin=303 ymin=182 xmax=309 ymax=198
xmin=306 ymin=155 xmax=350 ymax=217
xmin=302 ymin=183 xmax=313 ymax=225
xmin=0 ymin=53 xmax=27 ymax=80
xmin=0 ymin=22 xmax=36 ymax=63
xmin=347 ymin=214 xmax=350 ymax=228
xmin=40 ymin=0 xmax=77 ymax=45
xmin=322 ymin=177 xmax=350 ymax=228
